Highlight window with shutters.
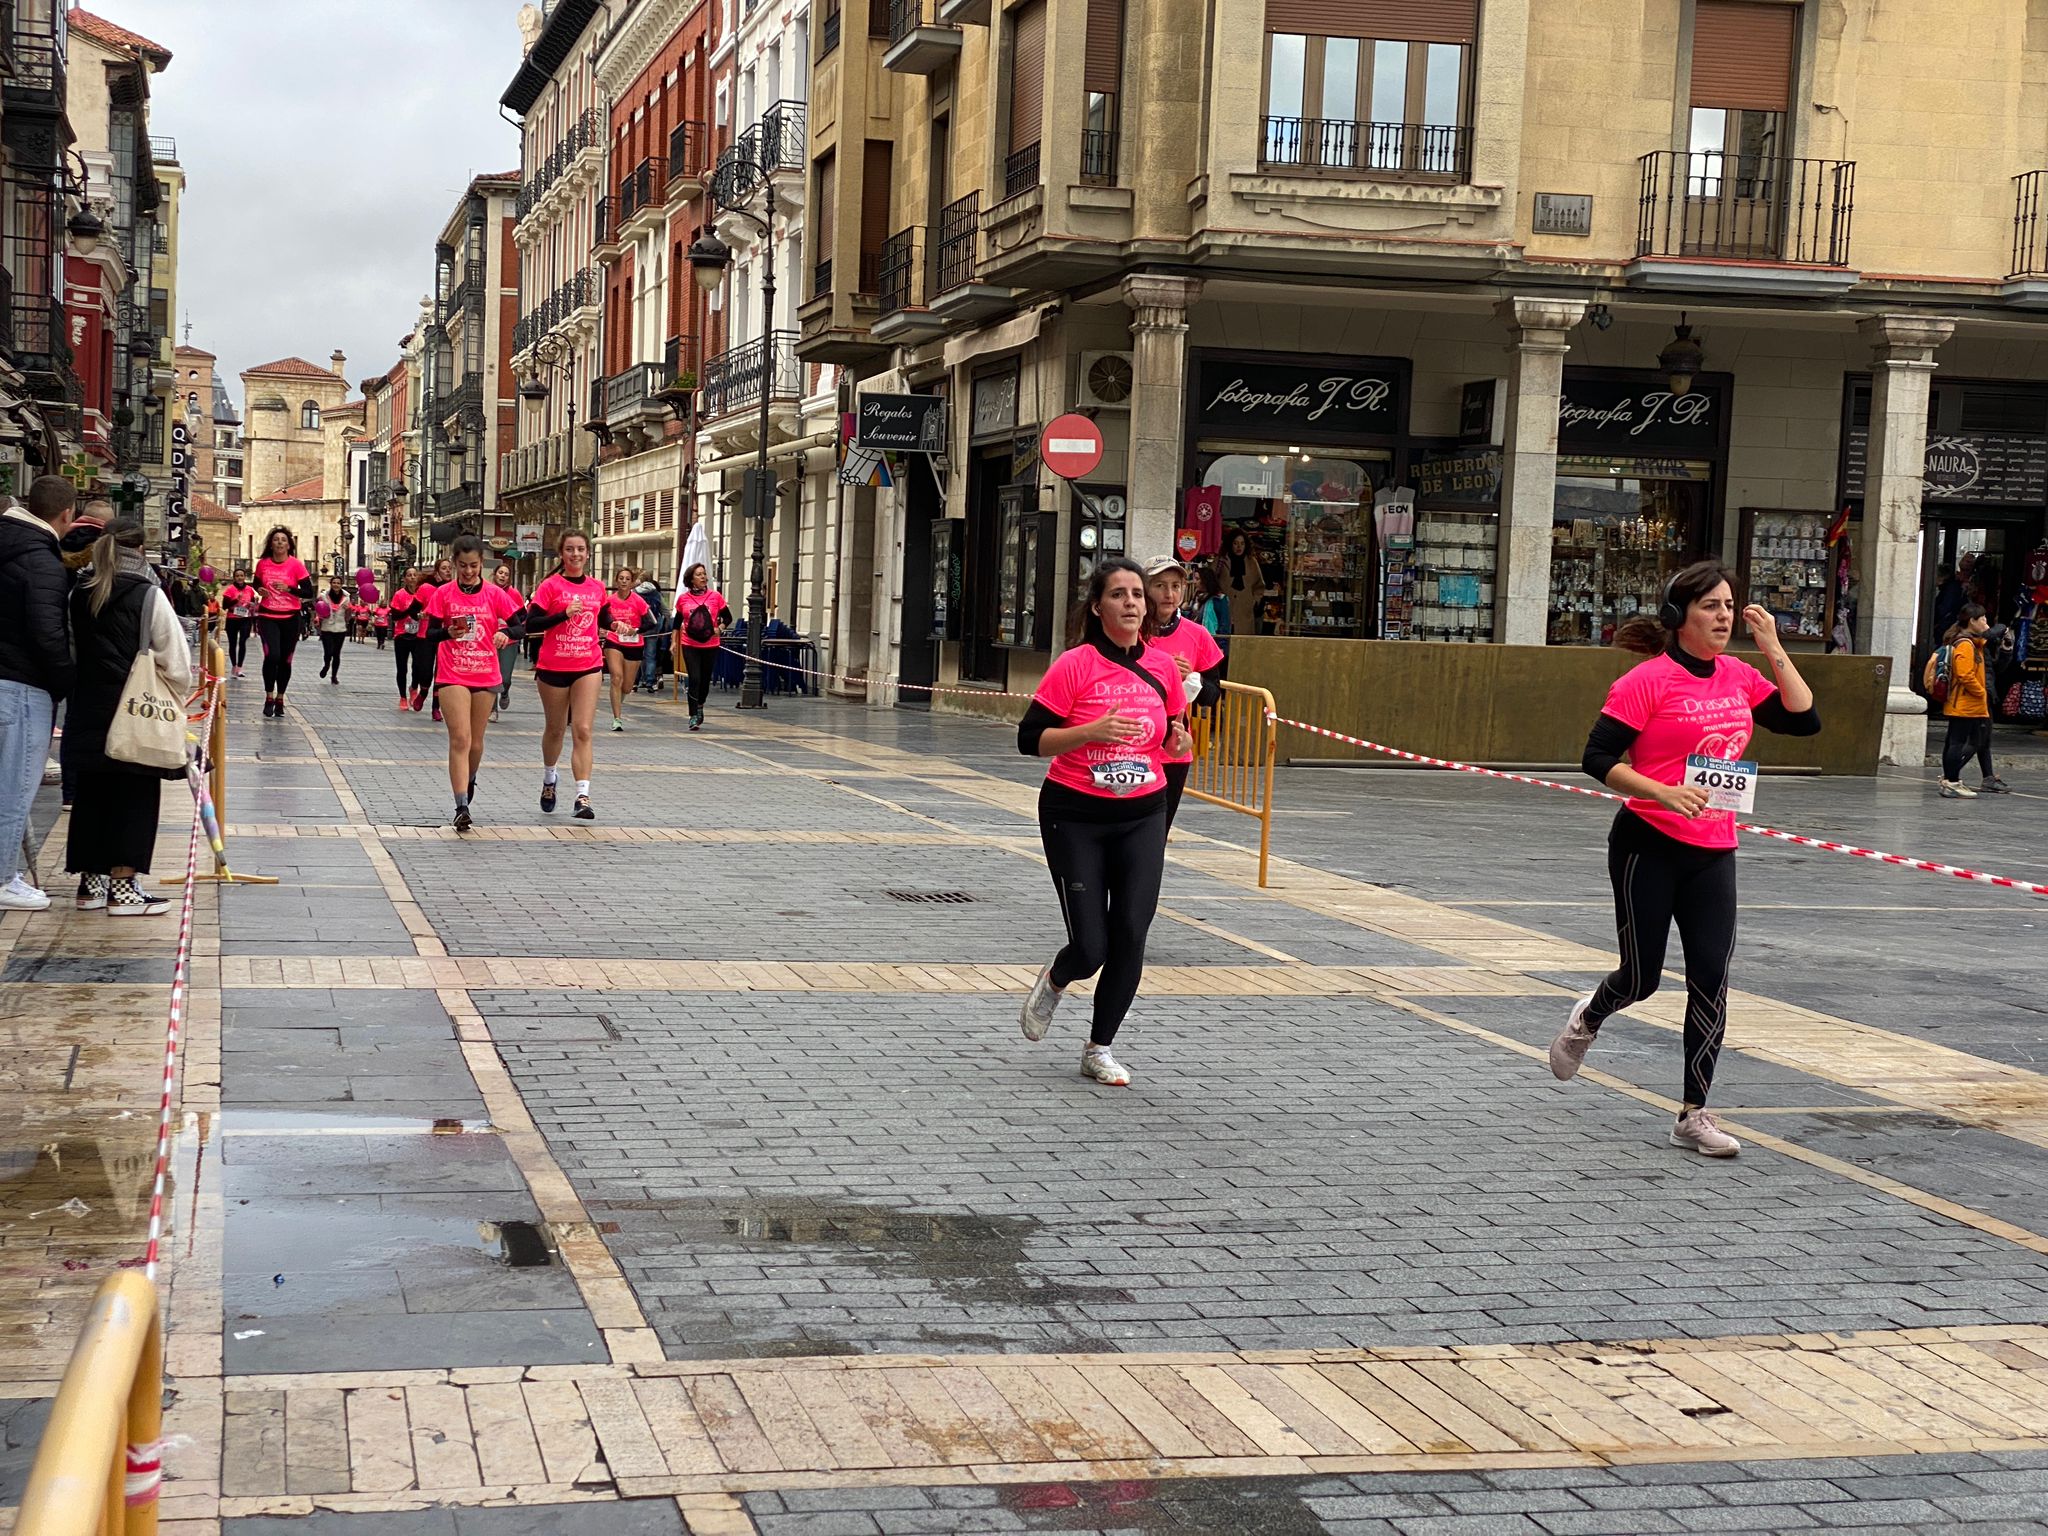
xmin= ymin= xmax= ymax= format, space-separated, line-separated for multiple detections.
xmin=1260 ymin=1 xmax=1475 ymax=180
xmin=1686 ymin=0 xmax=1796 ymax=199
xmin=860 ymin=141 xmax=893 ymax=293
xmin=1082 ymin=0 xmax=1124 ymax=185
xmin=1004 ymin=0 xmax=1046 ymax=201
xmin=811 ymin=150 xmax=836 ymax=299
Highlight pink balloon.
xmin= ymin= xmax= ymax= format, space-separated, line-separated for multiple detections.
xmin=198 ymin=566 xmax=216 ymax=583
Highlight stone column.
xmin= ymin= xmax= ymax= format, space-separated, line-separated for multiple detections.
xmin=1859 ymin=314 xmax=1956 ymax=766
xmin=1495 ymin=297 xmax=1587 ymax=646
xmin=1123 ymin=274 xmax=1202 ymax=561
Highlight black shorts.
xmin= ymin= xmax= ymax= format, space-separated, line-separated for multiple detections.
xmin=434 ymin=679 xmax=494 ymax=697
xmin=534 ymin=665 xmax=603 ymax=689
xmin=604 ymin=641 xmax=646 ymax=659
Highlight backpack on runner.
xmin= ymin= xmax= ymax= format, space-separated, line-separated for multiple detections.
xmin=1923 ymin=642 xmax=1956 ymax=707
xmin=684 ymin=600 xmax=717 ymax=644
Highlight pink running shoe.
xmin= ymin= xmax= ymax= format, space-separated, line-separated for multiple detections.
xmin=1671 ymin=1109 xmax=1740 ymax=1158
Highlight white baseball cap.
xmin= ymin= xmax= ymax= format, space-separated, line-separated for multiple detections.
xmin=1141 ymin=554 xmax=1188 ymax=578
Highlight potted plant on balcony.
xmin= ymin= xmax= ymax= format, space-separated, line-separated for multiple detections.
xmin=656 ymin=369 xmax=697 ymax=410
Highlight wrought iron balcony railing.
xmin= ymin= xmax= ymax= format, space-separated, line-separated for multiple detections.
xmin=667 ymin=120 xmax=708 ymax=190
xmin=699 ymin=331 xmax=802 ymax=420
xmin=935 ymin=192 xmax=980 ymax=293
xmin=617 ymin=157 xmax=666 ymax=224
xmin=517 ymin=107 xmax=604 ymax=221
xmin=3 ymin=0 xmax=65 ymax=110
xmin=1080 ymin=129 xmax=1119 ymax=186
xmin=2014 ymin=172 xmax=2048 ymax=279
xmin=878 ymin=227 xmax=930 ymax=316
xmin=1002 ymin=142 xmax=1040 ymax=202
xmin=1260 ymin=117 xmax=1470 ymax=180
xmin=513 ymin=266 xmax=599 ymax=353
xmin=1637 ymin=150 xmax=1856 ymax=267
xmin=757 ymin=99 xmax=806 ymax=176
xmin=594 ymin=195 xmax=614 ymax=248
xmin=501 ymin=429 xmax=582 ymax=495
xmin=602 ymin=360 xmax=668 ymax=420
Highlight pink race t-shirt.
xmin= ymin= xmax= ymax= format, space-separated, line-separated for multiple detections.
xmin=1033 ymin=640 xmax=1188 ymax=801
xmin=1147 ymin=617 xmax=1227 ymax=765
xmin=1602 ymin=652 xmax=1779 ymax=849
xmin=389 ymin=588 xmax=430 ymax=639
xmin=602 ymin=591 xmax=652 ymax=647
xmin=426 ymin=580 xmax=524 ymax=688
xmin=675 ymin=589 xmax=729 ymax=648
xmin=253 ymin=557 xmax=310 ymax=618
xmin=530 ymin=573 xmax=606 ymax=670
xmin=221 ymin=584 xmax=256 ymax=620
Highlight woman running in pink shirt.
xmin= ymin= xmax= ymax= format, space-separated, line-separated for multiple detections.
xmin=423 ymin=535 xmax=525 ymax=831
xmin=523 ymin=530 xmax=608 ymax=820
xmin=1550 ymin=560 xmax=1820 ymax=1157
xmin=601 ymin=565 xmax=655 ymax=733
xmin=1015 ymin=557 xmax=1189 ymax=1086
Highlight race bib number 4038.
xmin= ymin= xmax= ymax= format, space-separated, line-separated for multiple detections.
xmin=1684 ymin=754 xmax=1757 ymax=814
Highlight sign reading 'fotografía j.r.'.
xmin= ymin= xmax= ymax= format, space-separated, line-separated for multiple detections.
xmin=1194 ymin=357 xmax=1401 ymax=437
xmin=856 ymin=392 xmax=948 ymax=454
xmin=1556 ymin=378 xmax=1719 ymax=453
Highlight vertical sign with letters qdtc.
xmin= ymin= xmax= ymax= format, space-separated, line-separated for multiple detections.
xmin=167 ymin=419 xmax=191 ymax=561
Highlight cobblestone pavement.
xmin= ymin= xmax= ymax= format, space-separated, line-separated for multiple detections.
xmin=1 ymin=649 xmax=2046 ymax=1533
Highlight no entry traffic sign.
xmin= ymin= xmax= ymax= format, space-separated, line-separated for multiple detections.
xmin=1041 ymin=413 xmax=1104 ymax=480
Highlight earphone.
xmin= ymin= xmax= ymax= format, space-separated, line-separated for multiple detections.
xmin=1657 ymin=572 xmax=1685 ymax=631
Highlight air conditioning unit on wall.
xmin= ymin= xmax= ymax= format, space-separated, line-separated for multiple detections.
xmin=1077 ymin=351 xmax=1135 ymax=411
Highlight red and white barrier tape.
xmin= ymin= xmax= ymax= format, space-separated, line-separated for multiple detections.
xmin=1268 ymin=711 xmax=2048 ymax=899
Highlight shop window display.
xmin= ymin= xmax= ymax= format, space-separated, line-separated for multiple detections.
xmin=1198 ymin=450 xmax=1391 ymax=637
xmin=1548 ymin=460 xmax=1712 ymax=645
xmin=1741 ymin=508 xmax=1835 ymax=643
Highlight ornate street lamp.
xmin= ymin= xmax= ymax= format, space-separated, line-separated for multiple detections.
xmin=519 ymin=333 xmax=582 ymax=561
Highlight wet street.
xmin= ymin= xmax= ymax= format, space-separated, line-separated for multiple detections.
xmin=5 ymin=653 xmax=2048 ymax=1534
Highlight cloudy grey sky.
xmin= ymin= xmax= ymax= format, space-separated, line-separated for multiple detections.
xmin=111 ymin=0 xmax=525 ymax=400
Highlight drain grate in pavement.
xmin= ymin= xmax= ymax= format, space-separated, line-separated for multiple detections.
xmin=881 ymin=889 xmax=980 ymax=905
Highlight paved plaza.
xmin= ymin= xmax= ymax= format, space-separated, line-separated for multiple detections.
xmin=4 ymin=655 xmax=2048 ymax=1534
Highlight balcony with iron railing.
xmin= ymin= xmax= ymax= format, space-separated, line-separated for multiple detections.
xmin=1002 ymin=142 xmax=1041 ymax=202
xmin=3 ymin=0 xmax=66 ymax=111
xmin=699 ymin=331 xmax=802 ymax=421
xmin=149 ymin=135 xmax=178 ymax=164
xmin=666 ymin=120 xmax=708 ymax=198
xmin=872 ymin=226 xmax=949 ymax=346
xmin=501 ymin=429 xmax=585 ymax=496
xmin=517 ymin=107 xmax=604 ymax=224
xmin=2012 ymin=172 xmax=2048 ymax=281
xmin=593 ymin=195 xmax=617 ymax=255
xmin=1080 ymin=129 xmax=1119 ymax=186
xmin=1635 ymin=150 xmax=1856 ymax=271
xmin=616 ymin=156 xmax=667 ymax=234
xmin=756 ymin=99 xmax=807 ymax=178
xmin=1260 ymin=117 xmax=1471 ymax=181
xmin=442 ymin=372 xmax=485 ymax=430
xmin=602 ymin=360 xmax=669 ymax=423
xmin=513 ymin=266 xmax=599 ymax=354
xmin=934 ymin=192 xmax=980 ymax=294
xmin=883 ymin=0 xmax=961 ymax=73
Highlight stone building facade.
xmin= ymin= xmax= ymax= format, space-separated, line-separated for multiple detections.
xmin=798 ymin=0 xmax=2048 ymax=756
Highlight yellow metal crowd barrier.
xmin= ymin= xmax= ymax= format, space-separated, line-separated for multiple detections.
xmin=14 ymin=1273 xmax=163 ymax=1536
xmin=1187 ymin=679 xmax=1278 ymax=887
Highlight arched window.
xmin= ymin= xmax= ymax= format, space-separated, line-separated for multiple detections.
xmin=300 ymin=400 xmax=322 ymax=431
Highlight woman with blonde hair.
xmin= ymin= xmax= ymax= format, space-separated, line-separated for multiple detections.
xmin=65 ymin=517 xmax=193 ymax=915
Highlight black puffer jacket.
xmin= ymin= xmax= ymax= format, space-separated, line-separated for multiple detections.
xmin=0 ymin=508 xmax=75 ymax=701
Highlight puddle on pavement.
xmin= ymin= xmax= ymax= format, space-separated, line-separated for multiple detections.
xmin=219 ymin=1109 xmax=495 ymax=1136
xmin=598 ymin=1198 xmax=1129 ymax=1354
xmin=995 ymin=1476 xmax=1327 ymax=1533
xmin=0 ymin=1123 xmax=165 ymax=1346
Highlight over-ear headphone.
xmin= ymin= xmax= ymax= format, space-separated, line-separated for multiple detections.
xmin=1657 ymin=572 xmax=1685 ymax=631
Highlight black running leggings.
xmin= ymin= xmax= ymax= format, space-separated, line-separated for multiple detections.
xmin=1941 ymin=717 xmax=1994 ymax=782
xmin=682 ymin=646 xmax=716 ymax=714
xmin=394 ymin=635 xmax=435 ymax=697
xmin=257 ymin=616 xmax=301 ymax=694
xmin=319 ymin=632 xmax=345 ymax=677
xmin=225 ymin=617 xmax=254 ymax=669
xmin=1040 ymin=793 xmax=1170 ymax=1046
xmin=1584 ymin=812 xmax=1738 ymax=1110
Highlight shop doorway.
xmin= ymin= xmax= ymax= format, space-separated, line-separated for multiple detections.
xmin=962 ymin=446 xmax=1011 ymax=686
xmin=896 ymin=456 xmax=942 ymax=706
xmin=1917 ymin=510 xmax=2043 ymax=649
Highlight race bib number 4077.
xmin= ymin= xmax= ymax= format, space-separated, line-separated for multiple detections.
xmin=1684 ymin=754 xmax=1757 ymax=813
xmin=1090 ymin=758 xmax=1157 ymax=796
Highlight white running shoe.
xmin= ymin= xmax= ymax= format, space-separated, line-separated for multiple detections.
xmin=0 ymin=875 xmax=50 ymax=911
xmin=1081 ymin=1045 xmax=1131 ymax=1086
xmin=1549 ymin=995 xmax=1598 ymax=1081
xmin=1020 ymin=968 xmax=1062 ymax=1040
xmin=1670 ymin=1109 xmax=1741 ymax=1158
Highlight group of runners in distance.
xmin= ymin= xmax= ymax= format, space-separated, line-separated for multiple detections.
xmin=217 ymin=523 xmax=1814 ymax=1150
xmin=1019 ymin=551 xmax=1816 ymax=1158
xmin=217 ymin=525 xmax=732 ymax=832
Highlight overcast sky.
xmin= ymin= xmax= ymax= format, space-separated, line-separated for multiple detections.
xmin=113 ymin=0 xmax=525 ymax=400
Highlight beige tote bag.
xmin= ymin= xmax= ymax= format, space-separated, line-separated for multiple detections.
xmin=105 ymin=589 xmax=188 ymax=772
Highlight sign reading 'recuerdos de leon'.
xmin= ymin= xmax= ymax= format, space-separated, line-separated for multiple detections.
xmin=1194 ymin=357 xmax=1402 ymax=437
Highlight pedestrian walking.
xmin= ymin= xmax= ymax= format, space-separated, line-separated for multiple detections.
xmin=1142 ymin=555 xmax=1225 ymax=827
xmin=491 ymin=561 xmax=524 ymax=717
xmin=64 ymin=517 xmax=192 ymax=917
xmin=1193 ymin=562 xmax=1233 ymax=642
xmin=0 ymin=475 xmax=78 ymax=910
xmin=1935 ymin=603 xmax=2013 ymax=798
xmin=525 ymin=530 xmax=606 ymax=820
xmin=674 ymin=563 xmax=729 ymax=730
xmin=253 ymin=526 xmax=315 ymax=719
xmin=425 ymin=535 xmax=524 ymax=831
xmin=602 ymin=565 xmax=654 ymax=733
xmin=1221 ymin=527 xmax=1267 ymax=638
xmin=315 ymin=581 xmax=350 ymax=684
xmin=1549 ymin=560 xmax=1821 ymax=1157
xmin=1016 ymin=556 xmax=1190 ymax=1087
xmin=390 ymin=568 xmax=431 ymax=710
xmin=633 ymin=570 xmax=664 ymax=693
xmin=373 ymin=596 xmax=390 ymax=651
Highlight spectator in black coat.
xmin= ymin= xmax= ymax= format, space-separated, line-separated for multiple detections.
xmin=0 ymin=475 xmax=79 ymax=909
